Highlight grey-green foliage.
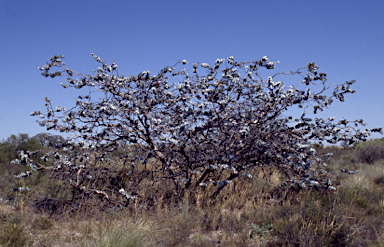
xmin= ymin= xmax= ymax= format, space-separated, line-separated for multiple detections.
xmin=0 ymin=134 xmax=41 ymax=164
xmin=13 ymin=54 xmax=383 ymax=204
xmin=250 ymin=222 xmax=273 ymax=240
xmin=354 ymin=138 xmax=384 ymax=164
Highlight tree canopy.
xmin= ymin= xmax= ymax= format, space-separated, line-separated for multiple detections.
xmin=13 ymin=54 xmax=383 ymax=204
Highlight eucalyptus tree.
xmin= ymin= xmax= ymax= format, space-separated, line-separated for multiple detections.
xmin=14 ymin=54 xmax=382 ymax=205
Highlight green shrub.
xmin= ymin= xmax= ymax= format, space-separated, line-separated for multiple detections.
xmin=0 ymin=134 xmax=43 ymax=164
xmin=249 ymin=222 xmax=273 ymax=241
xmin=354 ymin=138 xmax=384 ymax=164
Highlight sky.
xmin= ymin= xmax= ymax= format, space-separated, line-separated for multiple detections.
xmin=1 ymin=0 xmax=383 ymax=142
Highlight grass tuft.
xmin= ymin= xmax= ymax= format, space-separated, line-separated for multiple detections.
xmin=80 ymin=219 xmax=153 ymax=247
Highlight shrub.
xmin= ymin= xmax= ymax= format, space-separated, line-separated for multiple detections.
xmin=12 ymin=54 xmax=383 ymax=207
xmin=0 ymin=133 xmax=42 ymax=164
xmin=31 ymin=215 xmax=53 ymax=230
xmin=354 ymin=138 xmax=384 ymax=164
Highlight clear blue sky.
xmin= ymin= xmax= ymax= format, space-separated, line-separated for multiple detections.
xmin=1 ymin=0 xmax=383 ymax=141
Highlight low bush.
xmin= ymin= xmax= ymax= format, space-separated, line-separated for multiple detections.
xmin=354 ymin=138 xmax=384 ymax=164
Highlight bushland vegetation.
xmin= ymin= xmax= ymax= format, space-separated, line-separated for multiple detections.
xmin=1 ymin=54 xmax=383 ymax=246
xmin=23 ymin=54 xmax=382 ymax=204
xmin=1 ymin=135 xmax=384 ymax=246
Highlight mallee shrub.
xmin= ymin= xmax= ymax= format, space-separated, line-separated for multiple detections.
xmin=12 ymin=54 xmax=382 ymax=206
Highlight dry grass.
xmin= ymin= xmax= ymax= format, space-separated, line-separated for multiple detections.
xmin=1 ymin=143 xmax=384 ymax=246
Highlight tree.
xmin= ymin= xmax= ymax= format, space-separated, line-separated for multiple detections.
xmin=0 ymin=134 xmax=41 ymax=163
xmin=15 ymin=54 xmax=382 ymax=205
xmin=34 ymin=132 xmax=68 ymax=148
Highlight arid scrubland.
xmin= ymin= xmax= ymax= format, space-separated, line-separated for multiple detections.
xmin=1 ymin=55 xmax=383 ymax=246
xmin=1 ymin=136 xmax=384 ymax=246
